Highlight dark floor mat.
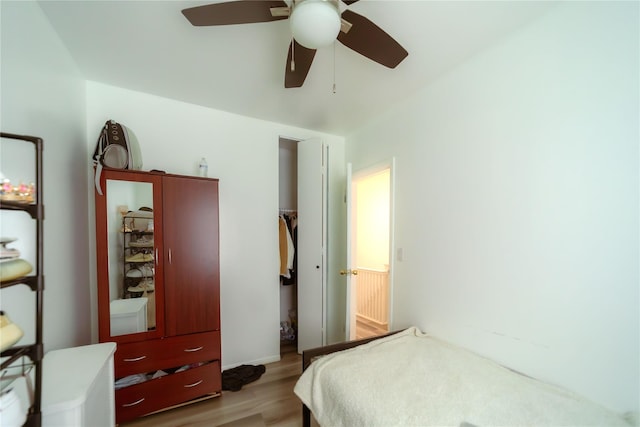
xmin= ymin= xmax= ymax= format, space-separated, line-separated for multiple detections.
xmin=222 ymin=364 xmax=266 ymax=391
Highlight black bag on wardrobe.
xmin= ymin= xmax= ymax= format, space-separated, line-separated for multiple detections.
xmin=93 ymin=120 xmax=143 ymax=195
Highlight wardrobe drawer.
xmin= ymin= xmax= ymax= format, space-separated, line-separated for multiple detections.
xmin=115 ymin=361 xmax=221 ymax=424
xmin=115 ymin=331 xmax=220 ymax=378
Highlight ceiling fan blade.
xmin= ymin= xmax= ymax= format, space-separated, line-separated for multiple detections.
xmin=337 ymin=9 xmax=408 ymax=68
xmin=182 ymin=1 xmax=288 ymax=26
xmin=285 ymin=41 xmax=316 ymax=88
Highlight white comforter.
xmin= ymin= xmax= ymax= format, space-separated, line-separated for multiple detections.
xmin=294 ymin=327 xmax=629 ymax=427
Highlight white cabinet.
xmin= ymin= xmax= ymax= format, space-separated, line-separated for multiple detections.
xmin=42 ymin=343 xmax=116 ymax=427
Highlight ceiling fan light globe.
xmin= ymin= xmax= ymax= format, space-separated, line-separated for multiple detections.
xmin=290 ymin=0 xmax=341 ymax=49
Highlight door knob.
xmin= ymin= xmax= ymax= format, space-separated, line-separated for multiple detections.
xmin=339 ymin=269 xmax=358 ymax=276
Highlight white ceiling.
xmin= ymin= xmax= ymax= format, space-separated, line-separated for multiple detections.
xmin=38 ymin=0 xmax=555 ymax=135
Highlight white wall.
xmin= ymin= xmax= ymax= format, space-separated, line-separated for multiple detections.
xmin=0 ymin=1 xmax=90 ymax=351
xmin=86 ymin=82 xmax=345 ymax=367
xmin=346 ymin=1 xmax=638 ymax=414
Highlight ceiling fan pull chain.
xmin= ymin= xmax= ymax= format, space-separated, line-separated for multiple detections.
xmin=333 ymin=40 xmax=337 ymax=93
xmin=291 ymin=37 xmax=296 ymax=72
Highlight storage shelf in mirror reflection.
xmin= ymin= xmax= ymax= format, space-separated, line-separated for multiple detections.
xmin=100 ymin=176 xmax=160 ymax=341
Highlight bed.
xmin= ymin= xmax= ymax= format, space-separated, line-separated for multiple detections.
xmin=295 ymin=327 xmax=631 ymax=427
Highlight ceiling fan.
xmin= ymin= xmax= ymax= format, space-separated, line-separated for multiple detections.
xmin=181 ymin=0 xmax=408 ymax=88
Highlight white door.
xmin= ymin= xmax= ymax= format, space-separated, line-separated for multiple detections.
xmin=344 ymin=163 xmax=356 ymax=339
xmin=297 ymin=138 xmax=327 ymax=352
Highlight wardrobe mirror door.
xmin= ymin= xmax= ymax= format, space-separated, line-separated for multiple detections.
xmin=105 ymin=179 xmax=157 ymax=337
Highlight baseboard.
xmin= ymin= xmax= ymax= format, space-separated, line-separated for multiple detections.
xmin=356 ymin=313 xmax=388 ymax=330
xmin=222 ymin=354 xmax=280 ymax=371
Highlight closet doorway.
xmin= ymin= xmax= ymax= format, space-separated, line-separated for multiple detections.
xmin=278 ymin=138 xmax=298 ymax=352
xmin=278 ymin=137 xmax=328 ymax=355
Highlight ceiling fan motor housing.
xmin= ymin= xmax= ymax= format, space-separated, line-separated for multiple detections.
xmin=290 ymin=0 xmax=341 ymax=49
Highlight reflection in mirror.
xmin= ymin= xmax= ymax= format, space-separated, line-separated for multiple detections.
xmin=106 ymin=179 xmax=156 ymax=337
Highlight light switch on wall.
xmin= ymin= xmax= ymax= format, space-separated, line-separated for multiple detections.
xmin=397 ymin=247 xmax=404 ymax=262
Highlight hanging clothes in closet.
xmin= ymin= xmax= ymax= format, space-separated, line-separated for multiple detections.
xmin=279 ymin=211 xmax=297 ymax=285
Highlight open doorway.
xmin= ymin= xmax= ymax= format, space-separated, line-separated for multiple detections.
xmin=278 ymin=137 xmax=328 ymax=354
xmin=349 ymin=167 xmax=392 ymax=340
xmin=278 ymin=138 xmax=298 ymax=353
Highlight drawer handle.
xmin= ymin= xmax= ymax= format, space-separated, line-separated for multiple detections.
xmin=184 ymin=346 xmax=203 ymax=352
xmin=184 ymin=380 xmax=203 ymax=388
xmin=123 ymin=355 xmax=147 ymax=362
xmin=122 ymin=398 xmax=145 ymax=407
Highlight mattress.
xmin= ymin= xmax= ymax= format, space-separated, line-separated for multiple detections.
xmin=294 ymin=327 xmax=630 ymax=427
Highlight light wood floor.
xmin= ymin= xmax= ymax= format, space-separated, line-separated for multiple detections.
xmin=120 ymin=323 xmax=381 ymax=427
xmin=120 ymin=342 xmax=317 ymax=427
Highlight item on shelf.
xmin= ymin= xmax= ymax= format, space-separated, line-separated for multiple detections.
xmin=125 ymin=253 xmax=153 ymax=263
xmin=0 ymin=258 xmax=33 ymax=282
xmin=125 ymin=265 xmax=154 ymax=278
xmin=0 ymin=311 xmax=24 ymax=351
xmin=198 ymin=157 xmax=208 ymax=177
xmin=0 ymin=387 xmax=27 ymax=427
xmin=0 ymin=237 xmax=20 ymax=260
xmin=127 ymin=279 xmax=154 ymax=293
xmin=129 ymin=237 xmax=153 ymax=248
xmin=123 ymin=209 xmax=153 ymax=232
xmin=127 ymin=208 xmax=153 ymax=217
xmin=0 ymin=179 xmax=35 ymax=204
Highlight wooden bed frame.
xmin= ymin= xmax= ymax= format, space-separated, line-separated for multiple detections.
xmin=301 ymin=331 xmax=400 ymax=427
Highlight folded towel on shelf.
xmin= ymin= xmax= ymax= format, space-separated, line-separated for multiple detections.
xmin=0 ymin=258 xmax=33 ymax=282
